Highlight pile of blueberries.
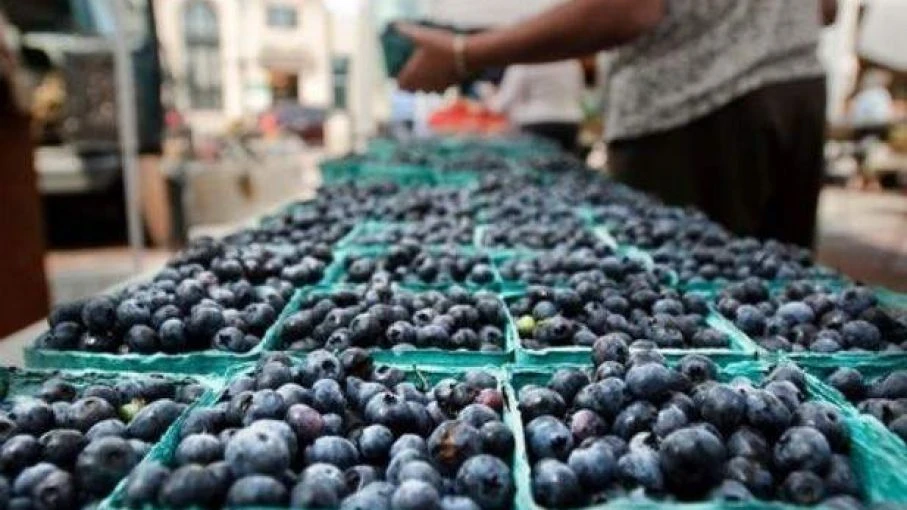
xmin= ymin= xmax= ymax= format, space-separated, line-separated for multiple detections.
xmin=36 ymin=238 xmax=313 ymax=354
xmin=339 ymin=244 xmax=496 ymax=287
xmin=480 ymin=223 xmax=608 ymax=251
xmin=349 ymin=219 xmax=475 ymax=247
xmin=496 ymin=250 xmax=650 ymax=287
xmin=0 ymin=374 xmax=203 ymax=509
xmin=718 ymin=279 xmax=907 ymax=352
xmin=277 ymin=286 xmax=509 ymax=353
xmin=519 ymin=349 xmax=863 ymax=507
xmin=589 ymin=203 xmax=837 ymax=285
xmin=824 ymin=368 xmax=907 ymax=442
xmin=121 ymin=349 xmax=514 ymax=509
xmin=508 ymin=282 xmax=730 ymax=350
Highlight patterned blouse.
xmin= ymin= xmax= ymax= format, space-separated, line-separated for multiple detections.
xmin=605 ymin=0 xmax=825 ymax=142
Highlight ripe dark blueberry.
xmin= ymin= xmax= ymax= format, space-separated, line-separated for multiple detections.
xmin=391 ymin=479 xmax=441 ymax=510
xmin=625 ymin=363 xmax=676 ymax=403
xmin=617 ymin=446 xmax=664 ymax=492
xmin=76 ymin=436 xmax=139 ymax=497
xmin=574 ymin=379 xmax=626 ymax=420
xmin=81 ymin=296 xmax=117 ymax=334
xmin=531 ymin=459 xmax=581 ymax=508
xmin=123 ymin=461 xmax=170 ymax=507
xmin=793 ymin=402 xmax=850 ymax=452
xmin=427 ymin=421 xmax=483 ymax=475
xmin=158 ymin=464 xmax=219 ymax=508
xmin=225 ymin=426 xmax=291 ymax=477
xmin=305 ymin=436 xmax=360 ymax=469
xmin=840 ymin=320 xmax=882 ymax=350
xmin=724 ymin=456 xmax=774 ymax=498
xmin=126 ymin=399 xmax=186 ymax=441
xmin=774 ymin=426 xmax=832 ymax=473
xmin=612 ymin=401 xmax=657 ymax=439
xmin=659 ymin=426 xmax=727 ymax=497
xmin=697 ymin=384 xmax=746 ymax=433
xmin=781 ymin=470 xmax=826 ymax=505
xmin=525 ymin=416 xmax=573 ymax=461
xmin=158 ymin=318 xmax=188 ymax=352
xmin=174 ymin=433 xmax=224 ymax=466
xmin=517 ymin=388 xmax=566 ymax=422
xmin=825 ymin=454 xmax=860 ymax=496
xmin=454 ymin=454 xmax=513 ymax=510
xmin=568 ymin=441 xmax=615 ymax=491
xmin=226 ymin=475 xmax=289 ymax=506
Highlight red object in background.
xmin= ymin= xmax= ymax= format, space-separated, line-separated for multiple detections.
xmin=428 ymin=99 xmax=508 ymax=134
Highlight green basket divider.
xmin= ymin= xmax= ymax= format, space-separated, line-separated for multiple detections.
xmin=264 ymin=284 xmax=516 ymax=369
xmin=25 ymin=286 xmax=303 ymax=376
xmin=321 ymin=245 xmax=504 ymax=291
xmin=319 ymin=156 xmax=363 ymax=184
xmin=508 ymin=360 xmax=907 ymax=509
xmin=101 ymin=362 xmax=517 ymax=510
xmin=504 ymin=290 xmax=757 ymax=367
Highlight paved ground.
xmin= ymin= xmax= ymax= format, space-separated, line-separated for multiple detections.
xmin=816 ymin=187 xmax=907 ymax=291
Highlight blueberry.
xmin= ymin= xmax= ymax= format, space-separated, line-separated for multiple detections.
xmin=517 ymin=387 xmax=565 ymax=422
xmin=174 ymin=433 xmax=223 ymax=466
xmin=781 ymin=470 xmax=826 ymax=505
xmin=390 ymin=434 xmax=428 ymax=459
xmin=777 ymin=301 xmax=815 ymax=326
xmin=744 ymin=389 xmax=792 ymax=438
xmin=242 ymin=390 xmax=286 ymax=425
xmin=85 ymin=418 xmax=127 ymax=440
xmin=427 ymin=420 xmax=483 ymax=475
xmin=345 ymin=465 xmax=380 ymax=493
xmin=440 ymin=495 xmax=481 ymax=510
xmin=825 ymin=454 xmax=860 ymax=496
xmin=358 ymin=424 xmax=394 ymax=463
xmin=697 ymin=384 xmax=745 ymax=433
xmin=653 ymin=405 xmax=688 ymax=438
xmin=305 ymin=436 xmax=360 ymax=469
xmin=793 ymin=402 xmax=850 ymax=452
xmin=180 ymin=408 xmax=226 ymax=438
xmin=158 ymin=464 xmax=219 ymax=507
xmin=735 ymin=304 xmax=766 ymax=335
xmin=617 ymin=447 xmax=664 ymax=492
xmin=768 ymin=363 xmax=807 ymax=393
xmin=574 ymin=378 xmax=626 ymax=420
xmin=774 ymin=426 xmax=832 ymax=473
xmin=727 ymin=427 xmax=770 ymax=462
xmin=38 ymin=379 xmax=77 ymax=403
xmin=158 ymin=318 xmax=188 ymax=352
xmin=81 ymin=296 xmax=117 ymax=333
xmin=568 ymin=409 xmax=607 ymax=443
xmin=457 ymin=404 xmax=498 ymax=429
xmin=225 ymin=426 xmax=291 ymax=477
xmin=122 ymin=461 xmax=170 ymax=507
xmin=226 ymin=475 xmax=288 ymax=506
xmin=12 ymin=462 xmax=56 ymax=496
xmin=479 ymin=421 xmax=513 ymax=459
xmin=339 ymin=481 xmax=394 ymax=510
xmin=710 ymin=479 xmax=754 ymax=501
xmin=548 ymin=368 xmax=590 ymax=403
xmin=764 ymin=380 xmax=804 ymax=413
xmin=612 ymin=401 xmax=657 ymax=440
xmin=454 ymin=454 xmax=513 ymax=510
xmin=659 ymin=426 xmax=726 ymax=497
xmin=39 ymin=429 xmax=86 ymax=467
xmin=825 ymin=368 xmax=866 ymax=401
xmin=76 ymin=436 xmax=139 ymax=497
xmin=391 ymin=480 xmax=441 ymax=510
xmin=677 ymin=354 xmax=718 ymax=384
xmin=525 ymin=415 xmax=573 ymax=461
xmin=625 ymin=363 xmax=676 ymax=403
xmin=10 ymin=399 xmax=54 ymax=435
xmin=31 ymin=468 xmax=76 ymax=510
xmin=568 ymin=442 xmax=615 ymax=491
xmin=126 ymin=399 xmax=186 ymax=441
xmin=869 ymin=370 xmax=907 ymax=399
xmin=724 ymin=455 xmax=774 ymax=498
xmin=532 ymin=459 xmax=581 ymax=507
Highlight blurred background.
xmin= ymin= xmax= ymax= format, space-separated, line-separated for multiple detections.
xmin=0 ymin=0 xmax=905 ymax=340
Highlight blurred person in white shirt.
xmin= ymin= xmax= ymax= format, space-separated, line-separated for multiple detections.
xmin=488 ymin=60 xmax=584 ymax=153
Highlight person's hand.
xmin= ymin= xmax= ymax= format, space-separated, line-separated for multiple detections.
xmin=396 ymin=23 xmax=461 ymax=92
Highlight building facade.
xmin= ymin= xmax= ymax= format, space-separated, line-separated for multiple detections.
xmin=154 ymin=0 xmax=332 ymax=133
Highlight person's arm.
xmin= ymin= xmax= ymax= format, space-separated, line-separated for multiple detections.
xmin=820 ymin=0 xmax=838 ymax=26
xmin=397 ymin=0 xmax=665 ymax=92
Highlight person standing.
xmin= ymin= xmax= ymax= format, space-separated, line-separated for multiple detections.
xmin=488 ymin=60 xmax=584 ymax=153
xmin=396 ymin=0 xmax=838 ymax=248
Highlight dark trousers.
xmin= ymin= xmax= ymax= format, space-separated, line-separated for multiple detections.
xmin=522 ymin=122 xmax=580 ymax=154
xmin=608 ymin=77 xmax=826 ymax=248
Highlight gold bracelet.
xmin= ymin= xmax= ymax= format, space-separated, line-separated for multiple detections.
xmin=453 ymin=34 xmax=469 ymax=78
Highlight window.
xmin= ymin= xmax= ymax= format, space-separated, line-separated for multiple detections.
xmin=184 ymin=0 xmax=221 ymax=109
xmin=266 ymin=4 xmax=298 ymax=28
